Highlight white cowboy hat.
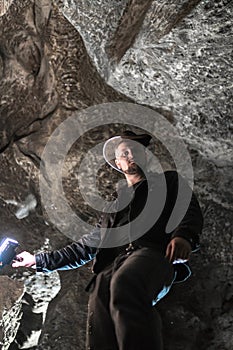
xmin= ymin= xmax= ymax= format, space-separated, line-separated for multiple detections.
xmin=103 ymin=130 xmax=152 ymax=173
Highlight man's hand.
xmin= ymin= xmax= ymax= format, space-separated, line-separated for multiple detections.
xmin=12 ymin=251 xmax=36 ymax=268
xmin=165 ymin=237 xmax=192 ymax=263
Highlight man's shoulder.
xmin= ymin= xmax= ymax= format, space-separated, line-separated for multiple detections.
xmin=147 ymin=170 xmax=178 ymax=182
xmin=147 ymin=171 xmax=180 ymax=195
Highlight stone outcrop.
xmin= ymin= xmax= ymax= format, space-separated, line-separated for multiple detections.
xmin=0 ymin=0 xmax=232 ymax=349
xmin=0 ymin=276 xmax=24 ymax=350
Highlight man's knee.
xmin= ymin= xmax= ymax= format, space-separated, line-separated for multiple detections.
xmin=109 ymin=269 xmax=145 ymax=314
xmin=110 ymin=269 xmax=136 ymax=299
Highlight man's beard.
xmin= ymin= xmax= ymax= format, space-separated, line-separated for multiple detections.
xmin=123 ymin=162 xmax=143 ymax=175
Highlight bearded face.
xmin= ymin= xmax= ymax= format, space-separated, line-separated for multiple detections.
xmin=115 ymin=141 xmax=147 ymax=175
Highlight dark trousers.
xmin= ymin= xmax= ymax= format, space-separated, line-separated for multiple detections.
xmin=86 ymin=247 xmax=174 ymax=350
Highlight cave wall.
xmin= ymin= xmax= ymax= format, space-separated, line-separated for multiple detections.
xmin=0 ymin=0 xmax=232 ymax=349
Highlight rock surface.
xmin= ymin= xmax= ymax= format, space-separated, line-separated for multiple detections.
xmin=0 ymin=276 xmax=24 ymax=350
xmin=0 ymin=0 xmax=232 ymax=349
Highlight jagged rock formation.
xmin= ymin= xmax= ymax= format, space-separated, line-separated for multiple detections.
xmin=0 ymin=276 xmax=24 ymax=350
xmin=0 ymin=0 xmax=232 ymax=349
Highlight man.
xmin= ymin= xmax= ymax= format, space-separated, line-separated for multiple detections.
xmin=12 ymin=130 xmax=203 ymax=350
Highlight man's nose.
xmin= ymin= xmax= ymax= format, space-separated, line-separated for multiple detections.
xmin=127 ymin=149 xmax=134 ymax=159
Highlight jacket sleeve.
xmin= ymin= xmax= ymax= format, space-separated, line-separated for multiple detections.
xmin=166 ymin=171 xmax=204 ymax=252
xmin=35 ymin=225 xmax=101 ymax=273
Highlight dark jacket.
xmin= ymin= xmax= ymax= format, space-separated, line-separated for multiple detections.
xmin=35 ymin=171 xmax=203 ymax=282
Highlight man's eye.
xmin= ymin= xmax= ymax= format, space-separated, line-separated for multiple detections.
xmin=123 ymin=151 xmax=129 ymax=157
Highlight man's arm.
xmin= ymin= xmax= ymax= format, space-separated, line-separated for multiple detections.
xmin=12 ymin=226 xmax=101 ymax=272
xmin=165 ymin=171 xmax=204 ymax=262
xmin=35 ymin=240 xmax=97 ymax=272
xmin=170 ymin=191 xmax=203 ymax=252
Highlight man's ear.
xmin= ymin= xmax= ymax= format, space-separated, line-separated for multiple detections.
xmin=115 ymin=159 xmax=121 ymax=169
